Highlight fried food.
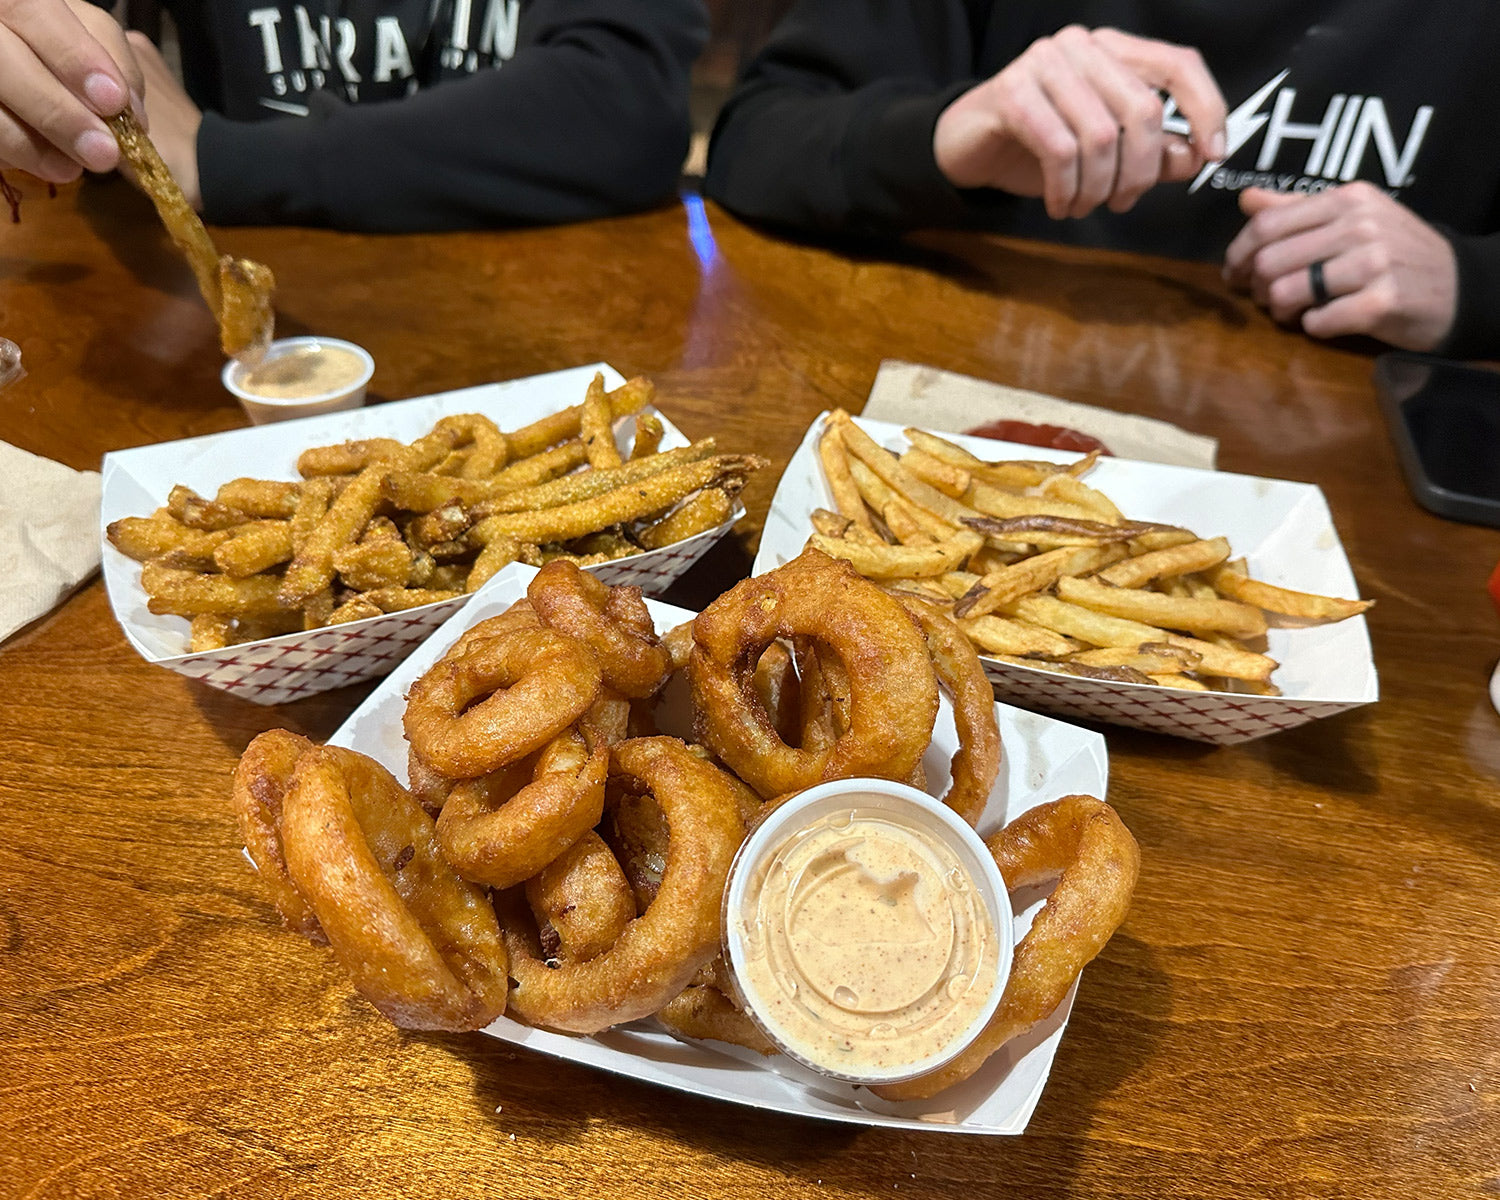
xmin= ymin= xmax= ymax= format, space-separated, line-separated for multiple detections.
xmin=527 ymin=561 xmax=672 ymax=699
xmin=230 ymin=729 xmax=324 ymax=941
xmin=403 ymin=625 xmax=602 ymax=779
xmin=690 ymin=548 xmax=940 ymax=799
xmin=810 ymin=412 xmax=1371 ymax=695
xmin=109 ymin=111 xmax=274 ymax=362
xmin=501 ymin=736 xmax=747 ymax=1033
xmin=435 ymin=730 xmax=608 ymax=890
xmin=280 ymin=745 xmax=509 ymax=1031
xmin=874 ymin=794 xmax=1138 ymax=1101
xmin=523 ymin=831 xmax=636 ymax=964
xmin=109 ymin=376 xmax=761 ymax=651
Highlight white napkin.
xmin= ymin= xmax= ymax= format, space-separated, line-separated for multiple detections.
xmin=0 ymin=440 xmax=103 ymax=643
xmin=863 ymin=361 xmax=1218 ymax=469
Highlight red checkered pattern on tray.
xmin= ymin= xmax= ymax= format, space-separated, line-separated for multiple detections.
xmin=162 ymin=515 xmax=738 ymax=707
xmin=981 ymin=659 xmax=1354 ymax=745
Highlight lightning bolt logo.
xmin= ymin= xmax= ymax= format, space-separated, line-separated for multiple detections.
xmin=1164 ymin=69 xmax=1289 ymax=193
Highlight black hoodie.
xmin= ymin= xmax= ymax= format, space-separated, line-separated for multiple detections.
xmin=129 ymin=0 xmax=706 ymax=232
xmin=705 ymin=0 xmax=1500 ymax=357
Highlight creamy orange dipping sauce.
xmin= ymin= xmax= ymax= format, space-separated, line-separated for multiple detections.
xmin=731 ymin=807 xmax=1000 ymax=1080
xmin=239 ymin=345 xmax=365 ymax=400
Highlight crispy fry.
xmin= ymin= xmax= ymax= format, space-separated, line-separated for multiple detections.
xmin=328 ymin=596 xmax=384 ymax=625
xmin=190 ymin=613 xmax=234 ymax=651
xmin=215 ymin=478 xmax=299 ymax=518
xmin=580 ymin=374 xmax=622 ymax=469
xmin=167 ymin=485 xmax=250 ymax=532
xmin=1056 ymin=576 xmax=1268 ymax=639
xmin=361 ymin=587 xmax=463 ymax=612
xmin=638 ymin=487 xmax=736 ymax=549
xmin=469 ymin=443 xmax=717 ymax=519
xmin=808 ymin=531 xmax=974 ymax=580
xmin=466 ymin=535 xmax=522 ymax=593
xmin=901 ymin=447 xmax=971 ymax=498
xmin=142 ymin=563 xmax=285 ymax=619
xmin=630 ymin=413 xmax=665 ymax=461
xmin=958 ymin=614 xmax=1080 ymax=657
xmin=298 ymin=438 xmax=406 ymax=478
xmin=214 ymin=521 xmax=294 ymax=578
xmin=279 ymin=465 xmax=387 ymax=608
xmin=433 ymin=413 xmax=509 ymax=479
xmin=818 ymin=422 xmax=876 ymax=533
xmin=507 ymin=377 xmax=654 ymax=459
xmin=106 ymin=515 xmax=230 ymax=562
xmin=955 ymin=544 xmax=1124 ymax=618
xmin=1095 ymin=537 xmax=1231 ymax=589
xmin=1209 ymin=568 xmax=1374 ymax=622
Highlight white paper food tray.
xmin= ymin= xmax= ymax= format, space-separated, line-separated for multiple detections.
xmin=99 ymin=364 xmax=741 ymax=706
xmin=327 ymin=563 xmax=1112 ymax=1135
xmin=754 ymin=412 xmax=1378 ymax=745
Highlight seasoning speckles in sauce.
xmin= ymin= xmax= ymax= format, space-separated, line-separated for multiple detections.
xmin=731 ymin=806 xmax=1001 ymax=1082
xmin=239 ymin=344 xmax=366 ymax=400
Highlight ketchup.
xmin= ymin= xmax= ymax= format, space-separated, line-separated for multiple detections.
xmin=964 ymin=419 xmax=1111 ymax=455
xmin=1488 ymin=558 xmax=1500 ymax=619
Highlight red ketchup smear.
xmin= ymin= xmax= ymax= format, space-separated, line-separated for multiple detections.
xmin=0 ymin=172 xmax=20 ymax=224
xmin=964 ymin=418 xmax=1111 ymax=455
xmin=1488 ymin=559 xmax=1500 ymax=619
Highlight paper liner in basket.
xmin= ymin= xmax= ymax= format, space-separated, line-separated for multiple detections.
xmin=754 ymin=412 xmax=1377 ymax=745
xmin=325 ymin=562 xmax=1112 ymax=1136
xmin=99 ymin=363 xmax=742 ymax=706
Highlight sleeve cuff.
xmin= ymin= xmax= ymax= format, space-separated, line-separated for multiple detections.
xmin=1437 ymin=230 xmax=1500 ymax=360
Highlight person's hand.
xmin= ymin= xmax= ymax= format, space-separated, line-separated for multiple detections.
xmin=932 ymin=25 xmax=1226 ymax=220
xmin=126 ymin=32 xmax=202 ymax=208
xmin=0 ymin=0 xmax=143 ymax=181
xmin=1224 ymin=184 xmax=1458 ymax=352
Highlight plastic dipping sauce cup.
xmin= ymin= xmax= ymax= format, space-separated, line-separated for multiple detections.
xmin=722 ymin=779 xmax=1013 ymax=1087
xmin=222 ymin=336 xmax=374 ymax=425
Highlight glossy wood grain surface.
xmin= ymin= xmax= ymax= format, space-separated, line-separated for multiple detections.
xmin=2 ymin=175 xmax=1499 ymax=1199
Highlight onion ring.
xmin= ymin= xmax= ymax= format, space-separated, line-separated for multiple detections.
xmin=404 ymin=625 xmax=600 ymax=778
xmin=436 ymin=729 xmax=607 ymax=890
xmin=874 ymin=794 xmax=1139 ymax=1101
xmin=280 ymin=745 xmax=509 ymax=1031
xmin=500 ymin=737 xmax=746 ymax=1033
xmin=689 ymin=548 xmax=939 ymax=798
xmin=230 ymin=729 xmax=323 ymax=942
xmin=524 ymin=831 xmax=636 ymax=964
xmin=528 ymin=561 xmax=671 ymax=698
xmin=895 ymin=595 xmax=1002 ymax=828
xmin=658 ymin=957 xmax=776 ymax=1055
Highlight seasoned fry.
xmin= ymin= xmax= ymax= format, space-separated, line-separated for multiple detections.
xmin=215 ymin=478 xmax=299 ymax=518
xmin=142 ymin=563 xmax=285 ymax=619
xmin=279 ymin=465 xmax=387 ymax=608
xmin=469 ymin=443 xmax=717 ymax=519
xmin=630 ymin=413 xmax=665 ymax=461
xmin=434 ymin=413 xmax=508 ymax=479
xmin=167 ymin=485 xmax=250 ymax=532
xmin=507 ymin=377 xmax=653 ymax=459
xmin=469 ymin=456 xmax=765 ymax=545
xmin=190 ymin=613 xmax=234 ymax=651
xmin=107 ymin=515 xmax=230 ymax=562
xmin=638 ymin=487 xmax=736 ymax=549
xmin=579 ymin=373 xmax=623 ymax=469
xmin=214 ymin=521 xmax=294 ymax=578
xmin=298 ymin=438 xmax=405 ymax=478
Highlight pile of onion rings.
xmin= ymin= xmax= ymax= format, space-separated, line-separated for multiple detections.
xmin=231 ymin=549 xmax=1137 ymax=1104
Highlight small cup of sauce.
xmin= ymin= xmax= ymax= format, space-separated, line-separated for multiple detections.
xmin=722 ymin=780 xmax=1013 ymax=1087
xmin=222 ymin=336 xmax=374 ymax=425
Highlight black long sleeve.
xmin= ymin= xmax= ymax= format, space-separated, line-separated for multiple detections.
xmin=704 ymin=0 xmax=988 ymax=237
xmin=196 ymin=0 xmax=707 ymax=231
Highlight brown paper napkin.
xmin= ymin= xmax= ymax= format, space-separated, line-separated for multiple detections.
xmin=0 ymin=441 xmax=102 ymax=644
xmin=863 ymin=361 xmax=1218 ymax=469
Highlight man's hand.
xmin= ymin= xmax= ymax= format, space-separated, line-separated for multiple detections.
xmin=0 ymin=0 xmax=143 ymax=180
xmin=933 ymin=25 xmax=1226 ymax=220
xmin=1225 ymin=184 xmax=1458 ymax=352
xmin=126 ymin=31 xmax=202 ymax=208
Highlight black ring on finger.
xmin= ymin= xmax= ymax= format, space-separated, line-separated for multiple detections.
xmin=1308 ymin=259 xmax=1331 ymax=307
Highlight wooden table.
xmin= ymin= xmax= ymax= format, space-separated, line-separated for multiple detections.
xmin=4 ymin=175 xmax=1499 ymax=1199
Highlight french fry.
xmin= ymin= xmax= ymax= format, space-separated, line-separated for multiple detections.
xmin=190 ymin=613 xmax=234 ymax=651
xmin=469 ymin=443 xmax=716 ymax=518
xmin=900 ymin=447 xmax=971 ymax=498
xmin=1208 ymin=568 xmax=1374 ymax=622
xmin=630 ymin=413 xmax=665 ymax=461
xmin=1095 ymin=536 xmax=1231 ymax=588
xmin=213 ymin=521 xmax=293 ymax=578
xmin=1056 ymin=575 xmax=1268 ymax=639
xmin=297 ymin=437 xmax=406 ymax=478
xmin=465 ymin=533 xmax=522 ymax=592
xmin=142 ymin=563 xmax=285 ymax=619
xmin=433 ymin=413 xmax=509 ymax=479
xmin=955 ymin=544 xmax=1123 ymax=618
xmin=278 ymin=465 xmax=387 ymax=608
xmin=107 ymin=515 xmax=229 ymax=562
xmin=214 ymin=478 xmax=299 ymax=518
xmin=882 ymin=498 xmax=936 ymax=545
xmin=1068 ymin=645 xmax=1200 ymax=674
xmin=818 ymin=424 xmax=876 ymax=534
xmin=507 ymin=376 xmax=652 ymax=459
xmin=959 ymin=614 xmax=1080 ymax=657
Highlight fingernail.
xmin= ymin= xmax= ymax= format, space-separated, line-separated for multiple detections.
xmin=74 ymin=128 xmax=117 ymax=172
xmin=1210 ymin=131 xmax=1226 ymax=160
xmin=83 ymin=72 xmax=127 ymax=115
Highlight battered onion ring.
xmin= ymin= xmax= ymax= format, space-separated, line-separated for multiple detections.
xmin=436 ymin=729 xmax=607 ymax=890
xmin=896 ymin=595 xmax=1002 ymax=828
xmin=874 ymin=794 xmax=1139 ymax=1101
xmin=528 ymin=561 xmax=671 ymax=698
xmin=404 ymin=625 xmax=600 ymax=778
xmin=524 ymin=831 xmax=636 ymax=964
xmin=658 ymin=958 xmax=777 ymax=1056
xmin=407 ymin=746 xmax=453 ymax=816
xmin=501 ymin=737 xmax=746 ymax=1033
xmin=231 ymin=729 xmax=323 ymax=942
xmin=280 ymin=745 xmax=509 ymax=1031
xmin=690 ymin=548 xmax=939 ymax=798
xmin=751 ymin=642 xmax=801 ymax=747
